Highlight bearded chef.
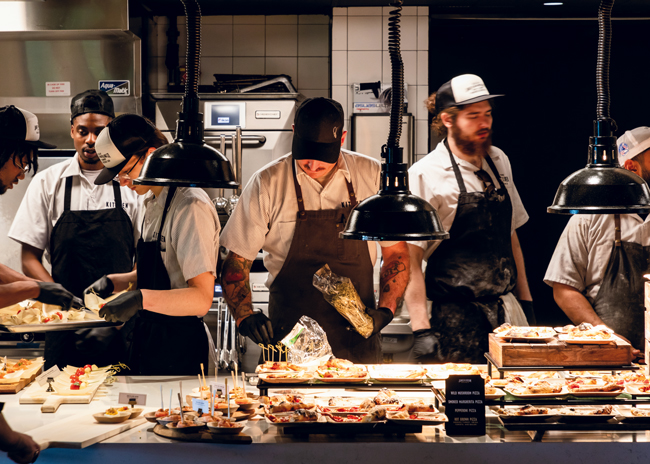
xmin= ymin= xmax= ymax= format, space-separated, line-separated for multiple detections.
xmin=8 ymin=90 xmax=142 ymax=369
xmin=404 ymin=74 xmax=533 ymax=363
xmin=219 ymin=97 xmax=410 ymax=364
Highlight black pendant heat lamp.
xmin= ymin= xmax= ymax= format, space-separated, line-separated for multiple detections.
xmin=134 ymin=0 xmax=238 ymax=188
xmin=340 ymin=0 xmax=448 ymax=241
xmin=548 ymin=0 xmax=650 ymax=214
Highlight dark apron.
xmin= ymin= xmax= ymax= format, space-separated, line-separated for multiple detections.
xmin=129 ymin=186 xmax=209 ymax=375
xmin=45 ymin=176 xmax=135 ymax=369
xmin=268 ymin=159 xmax=381 ymax=364
xmin=424 ymin=140 xmax=517 ymax=363
xmin=591 ymin=214 xmax=649 ymax=349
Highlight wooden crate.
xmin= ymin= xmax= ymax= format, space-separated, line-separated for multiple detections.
xmin=488 ymin=334 xmax=632 ymax=367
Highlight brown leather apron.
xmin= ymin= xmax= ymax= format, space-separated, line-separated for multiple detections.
xmin=268 ymin=158 xmax=381 ymax=363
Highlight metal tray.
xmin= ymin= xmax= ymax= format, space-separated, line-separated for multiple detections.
xmin=0 ymin=310 xmax=120 ymax=333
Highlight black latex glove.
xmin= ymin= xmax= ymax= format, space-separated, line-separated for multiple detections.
xmin=99 ymin=290 xmax=142 ymax=323
xmin=519 ymin=300 xmax=536 ymax=325
xmin=83 ymin=275 xmax=114 ymax=299
xmin=409 ymin=329 xmax=440 ymax=360
xmin=367 ymin=306 xmax=394 ymax=336
xmin=238 ymin=312 xmax=273 ymax=345
xmin=35 ymin=282 xmax=75 ymax=309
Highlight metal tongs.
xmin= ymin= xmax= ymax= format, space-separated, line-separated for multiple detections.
xmin=220 ymin=307 xmax=230 ymax=370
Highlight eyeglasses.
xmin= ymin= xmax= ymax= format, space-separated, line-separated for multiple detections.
xmin=117 ymin=157 xmax=139 ymax=181
xmin=474 ymin=169 xmax=505 ymax=202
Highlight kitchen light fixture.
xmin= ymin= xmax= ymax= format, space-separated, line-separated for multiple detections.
xmin=340 ymin=0 xmax=448 ymax=241
xmin=134 ymin=0 xmax=238 ymax=188
xmin=548 ymin=0 xmax=650 ymax=214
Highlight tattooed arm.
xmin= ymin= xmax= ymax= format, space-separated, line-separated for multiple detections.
xmin=221 ymin=251 xmax=254 ymax=325
xmin=378 ymin=241 xmax=410 ymax=313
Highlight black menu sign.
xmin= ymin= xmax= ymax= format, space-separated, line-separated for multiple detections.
xmin=445 ymin=374 xmax=486 ymax=436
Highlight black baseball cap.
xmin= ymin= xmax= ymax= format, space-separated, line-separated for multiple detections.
xmin=70 ymin=89 xmax=115 ymax=123
xmin=0 ymin=105 xmax=56 ymax=149
xmin=434 ymin=74 xmax=503 ymax=116
xmin=292 ymin=97 xmax=344 ymax=164
xmin=94 ymin=114 xmax=157 ymax=185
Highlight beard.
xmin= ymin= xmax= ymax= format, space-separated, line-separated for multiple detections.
xmin=450 ymin=124 xmax=492 ymax=156
xmin=0 ymin=181 xmax=7 ymax=195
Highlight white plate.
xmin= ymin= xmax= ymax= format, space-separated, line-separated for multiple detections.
xmin=558 ymin=334 xmax=619 ymax=344
xmin=485 ymin=387 xmax=506 ymax=399
xmin=258 ymin=373 xmax=313 ymax=384
xmin=625 ymin=383 xmax=650 ymax=395
xmin=504 ymin=386 xmax=569 ymax=398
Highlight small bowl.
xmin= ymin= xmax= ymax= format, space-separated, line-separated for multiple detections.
xmin=166 ymin=422 xmax=206 ymax=433
xmin=93 ymin=412 xmax=130 ymax=424
xmin=144 ymin=411 xmax=158 ymax=423
xmin=235 ymin=400 xmax=260 ymax=411
xmin=215 ymin=403 xmax=239 ymax=415
xmin=207 ymin=420 xmax=246 ymax=434
xmin=157 ymin=414 xmax=182 ymax=426
xmin=126 ymin=407 xmax=144 ymax=419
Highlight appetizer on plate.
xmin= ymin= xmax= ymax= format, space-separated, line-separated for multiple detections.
xmin=496 ymin=405 xmax=558 ymax=416
xmin=506 ymin=381 xmax=565 ymax=396
xmin=564 ymin=323 xmax=614 ymax=340
xmin=566 ymin=380 xmax=623 ymax=394
xmin=558 ymin=405 xmax=614 ymax=416
xmin=493 ymin=324 xmax=556 ymax=340
xmin=255 ymin=361 xmax=303 ymax=373
xmin=267 ymin=409 xmax=322 ymax=423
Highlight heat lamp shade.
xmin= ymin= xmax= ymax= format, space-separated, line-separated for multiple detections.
xmin=133 ymin=141 xmax=239 ymax=188
xmin=339 ymin=192 xmax=450 ymax=241
xmin=548 ymin=165 xmax=650 ymax=214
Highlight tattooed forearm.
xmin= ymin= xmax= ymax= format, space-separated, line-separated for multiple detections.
xmin=221 ymin=251 xmax=254 ymax=323
xmin=378 ymin=242 xmax=410 ymax=311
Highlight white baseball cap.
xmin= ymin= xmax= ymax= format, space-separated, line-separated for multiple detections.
xmin=434 ymin=74 xmax=504 ymax=115
xmin=617 ymin=127 xmax=650 ymax=165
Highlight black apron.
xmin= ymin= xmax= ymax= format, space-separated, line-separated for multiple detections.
xmin=129 ymin=186 xmax=208 ymax=375
xmin=45 ymin=176 xmax=135 ymax=369
xmin=423 ymin=140 xmax=517 ymax=364
xmin=268 ymin=159 xmax=381 ymax=364
xmin=591 ymin=214 xmax=649 ymax=349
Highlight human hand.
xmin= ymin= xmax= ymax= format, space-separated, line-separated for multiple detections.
xmin=83 ymin=275 xmax=114 ymax=299
xmin=35 ymin=282 xmax=74 ymax=310
xmin=238 ymin=312 xmax=273 ymax=344
xmin=5 ymin=431 xmax=40 ymax=464
xmin=409 ymin=329 xmax=440 ymax=360
xmin=99 ymin=291 xmax=142 ymax=323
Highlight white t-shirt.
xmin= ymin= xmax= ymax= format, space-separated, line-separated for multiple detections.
xmin=219 ymin=149 xmax=382 ymax=287
xmin=141 ymin=186 xmax=220 ymax=290
xmin=408 ymin=141 xmax=529 ymax=258
xmin=8 ymin=155 xmax=143 ymax=261
xmin=544 ymin=213 xmax=650 ymax=302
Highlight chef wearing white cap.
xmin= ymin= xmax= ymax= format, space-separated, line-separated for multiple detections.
xmin=544 ymin=126 xmax=650 ymax=356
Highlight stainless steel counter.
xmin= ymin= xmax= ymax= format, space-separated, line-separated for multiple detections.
xmin=3 ymin=376 xmax=650 ymax=464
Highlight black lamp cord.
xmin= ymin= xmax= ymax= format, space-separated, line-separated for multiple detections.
xmin=178 ymin=0 xmax=202 ymax=142
xmin=596 ymin=0 xmax=617 ymax=131
xmin=387 ymin=0 xmax=404 ymax=151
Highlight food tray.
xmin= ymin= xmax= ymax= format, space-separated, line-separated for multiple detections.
xmin=0 ymin=310 xmax=120 ymax=333
xmin=387 ymin=414 xmax=447 ymax=426
xmin=558 ymin=334 xmax=620 ymax=345
xmin=504 ymin=386 xmax=569 ymax=399
xmin=257 ymin=373 xmax=313 ymax=384
xmin=556 ymin=406 xmax=619 ymax=424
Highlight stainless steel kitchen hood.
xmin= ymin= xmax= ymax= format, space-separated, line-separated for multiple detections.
xmin=0 ymin=0 xmax=140 ymax=150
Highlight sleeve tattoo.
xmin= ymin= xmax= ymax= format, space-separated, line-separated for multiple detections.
xmin=221 ymin=252 xmax=254 ymax=322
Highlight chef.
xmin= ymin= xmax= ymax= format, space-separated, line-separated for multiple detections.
xmin=405 ymin=74 xmax=533 ymax=363
xmin=544 ymin=126 xmax=650 ymax=355
xmin=219 ymin=97 xmax=409 ymax=364
xmin=85 ymin=114 xmax=219 ymax=375
xmin=0 ymin=105 xmax=77 ymax=310
xmin=8 ymin=90 xmax=142 ymax=369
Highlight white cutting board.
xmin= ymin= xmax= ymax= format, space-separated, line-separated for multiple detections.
xmin=28 ymin=411 xmax=147 ymax=449
xmin=19 ymin=381 xmax=102 ymax=413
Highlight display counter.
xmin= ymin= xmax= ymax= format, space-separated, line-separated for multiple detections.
xmin=2 ymin=375 xmax=650 ymax=464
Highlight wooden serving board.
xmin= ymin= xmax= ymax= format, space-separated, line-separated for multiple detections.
xmin=29 ymin=411 xmax=146 ymax=449
xmin=19 ymin=380 xmax=103 ymax=413
xmin=153 ymin=424 xmax=252 ymax=444
xmin=488 ymin=333 xmax=633 ymax=367
xmin=0 ymin=367 xmax=42 ymax=394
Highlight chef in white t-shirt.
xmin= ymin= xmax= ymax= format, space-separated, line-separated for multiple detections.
xmin=7 ymin=90 xmax=142 ymax=370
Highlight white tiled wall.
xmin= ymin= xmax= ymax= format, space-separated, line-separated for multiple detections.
xmin=331 ymin=6 xmax=429 ymax=156
xmin=148 ymin=15 xmax=330 ymax=97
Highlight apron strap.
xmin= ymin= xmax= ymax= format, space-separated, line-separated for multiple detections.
xmin=484 ymin=153 xmax=507 ymax=193
xmin=614 ymin=214 xmax=621 ymax=247
xmin=444 ymin=138 xmax=468 ymax=194
xmin=157 ymin=186 xmax=177 ymax=243
xmin=290 ymin=156 xmax=357 ymax=220
xmin=112 ymin=181 xmax=123 ymax=210
xmin=63 ymin=176 xmax=73 ymax=212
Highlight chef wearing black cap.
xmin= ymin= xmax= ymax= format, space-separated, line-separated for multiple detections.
xmin=405 ymin=74 xmax=533 ymax=363
xmin=85 ymin=114 xmax=220 ymax=375
xmin=219 ymin=97 xmax=410 ymax=364
xmin=8 ymin=90 xmax=142 ymax=369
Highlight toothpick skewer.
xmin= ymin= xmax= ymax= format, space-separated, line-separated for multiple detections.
xmin=210 ymin=385 xmax=214 ymax=418
xmin=241 ymin=372 xmax=247 ymax=398
xmin=178 ymin=393 xmax=184 ymax=423
xmin=179 ymin=381 xmax=183 ymax=414
xmin=200 ymin=363 xmax=207 ymax=390
xmin=234 ymin=362 xmax=239 ymax=390
xmin=225 ymin=378 xmax=230 ymax=419
xmin=160 ymin=385 xmax=163 ymax=410
xmin=258 ymin=343 xmax=265 ymax=362
xmin=231 ymin=371 xmax=236 ymax=394
xmin=169 ymin=389 xmax=172 ymax=413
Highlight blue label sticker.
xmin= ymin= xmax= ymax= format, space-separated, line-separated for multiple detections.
xmin=619 ymin=142 xmax=628 ymax=155
xmin=98 ymin=80 xmax=130 ymax=96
